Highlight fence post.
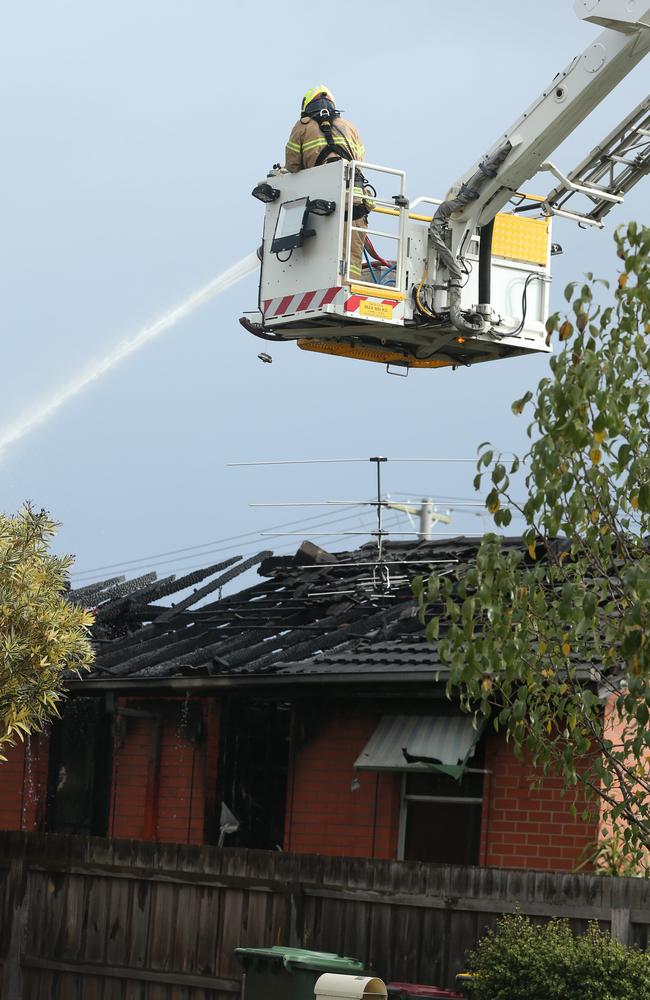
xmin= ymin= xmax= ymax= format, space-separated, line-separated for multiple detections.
xmin=1 ymin=856 xmax=31 ymax=1000
xmin=610 ymin=906 xmax=631 ymax=945
xmin=288 ymin=883 xmax=305 ymax=948
xmin=610 ymin=880 xmax=632 ymax=946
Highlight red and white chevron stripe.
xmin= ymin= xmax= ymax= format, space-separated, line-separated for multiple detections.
xmin=262 ymin=286 xmax=345 ymax=318
xmin=262 ymin=286 xmax=403 ymax=323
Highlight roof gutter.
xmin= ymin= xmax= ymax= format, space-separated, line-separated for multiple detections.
xmin=65 ymin=670 xmax=447 ymax=694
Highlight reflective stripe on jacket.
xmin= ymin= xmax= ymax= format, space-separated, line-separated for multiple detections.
xmin=285 ymin=116 xmax=365 ymax=172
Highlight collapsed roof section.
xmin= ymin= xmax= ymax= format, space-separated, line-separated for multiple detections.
xmin=66 ymin=537 xmax=529 ymax=687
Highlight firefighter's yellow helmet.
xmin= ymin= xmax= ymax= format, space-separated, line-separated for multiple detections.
xmin=301 ymin=85 xmax=335 ymax=114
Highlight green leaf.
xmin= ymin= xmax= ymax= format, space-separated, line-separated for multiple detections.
xmin=425 ymin=618 xmax=439 ymax=642
xmin=638 ymin=482 xmax=650 ymax=512
xmin=492 ymin=463 xmax=506 ymax=485
xmin=512 ymin=700 xmax=526 ymax=721
xmin=592 ymin=412 xmax=607 ymax=435
xmin=582 ymin=593 xmax=597 ymax=620
xmin=511 ymin=392 xmax=533 ymax=416
xmin=485 ymin=489 xmax=500 ymax=514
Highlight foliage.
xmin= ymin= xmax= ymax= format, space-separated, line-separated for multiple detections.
xmin=413 ymin=224 xmax=650 ymax=857
xmin=465 ymin=913 xmax=650 ymax=1000
xmin=0 ymin=504 xmax=94 ymax=758
xmin=583 ymin=827 xmax=648 ymax=878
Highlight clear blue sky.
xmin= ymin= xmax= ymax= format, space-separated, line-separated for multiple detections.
xmin=1 ymin=0 xmax=648 ymax=586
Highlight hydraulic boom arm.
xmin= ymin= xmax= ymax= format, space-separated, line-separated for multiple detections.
xmin=435 ymin=0 xmax=650 ymax=270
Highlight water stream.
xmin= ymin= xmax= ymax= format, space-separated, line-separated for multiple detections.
xmin=0 ymin=252 xmax=258 ymax=460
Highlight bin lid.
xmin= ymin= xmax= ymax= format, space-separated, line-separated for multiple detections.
xmin=235 ymin=947 xmax=366 ymax=973
xmin=387 ymin=983 xmax=464 ymax=999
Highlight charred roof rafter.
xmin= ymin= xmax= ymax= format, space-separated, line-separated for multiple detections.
xmin=66 ymin=536 xmax=513 ymax=685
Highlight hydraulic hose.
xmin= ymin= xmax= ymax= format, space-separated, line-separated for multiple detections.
xmin=430 ymin=141 xmax=512 ymax=234
xmin=429 ymin=141 xmax=512 ymax=335
xmin=238 ymin=317 xmax=287 ymax=342
xmin=449 ymin=283 xmax=485 ymax=334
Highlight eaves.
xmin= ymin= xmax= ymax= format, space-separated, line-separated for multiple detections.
xmin=65 ymin=669 xmax=449 ymax=697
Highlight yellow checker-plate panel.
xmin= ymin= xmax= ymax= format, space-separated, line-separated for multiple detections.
xmin=350 ymin=284 xmax=406 ymax=301
xmin=493 ymin=213 xmax=550 ymax=267
xmin=298 ymin=340 xmax=452 ymax=368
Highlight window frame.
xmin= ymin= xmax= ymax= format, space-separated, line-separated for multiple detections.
xmin=396 ymin=766 xmax=489 ymax=862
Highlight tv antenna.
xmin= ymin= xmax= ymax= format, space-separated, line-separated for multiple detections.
xmin=230 ymin=455 xmax=462 ymax=598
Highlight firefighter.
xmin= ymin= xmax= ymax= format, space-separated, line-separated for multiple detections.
xmin=285 ymin=85 xmax=369 ymax=282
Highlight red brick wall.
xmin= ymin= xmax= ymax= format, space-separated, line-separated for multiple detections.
xmin=285 ymin=707 xmax=401 ymax=858
xmin=0 ymin=697 xmax=220 ymax=845
xmin=286 ymin=707 xmax=598 ymax=869
xmin=0 ymin=732 xmax=49 ymax=832
xmin=480 ymin=731 xmax=598 ymax=870
xmin=0 ymin=697 xmax=599 ymax=870
xmin=109 ymin=696 xmax=220 ymax=844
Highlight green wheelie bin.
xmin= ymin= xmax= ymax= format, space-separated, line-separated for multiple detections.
xmin=235 ymin=947 xmax=367 ymax=1000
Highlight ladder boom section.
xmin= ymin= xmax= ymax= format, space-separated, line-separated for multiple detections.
xmin=576 ymin=0 xmax=650 ymax=32
xmin=444 ymin=1 xmax=650 ymax=242
xmin=543 ymin=94 xmax=650 ymax=226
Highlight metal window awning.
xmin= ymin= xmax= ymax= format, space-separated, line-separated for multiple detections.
xmin=354 ymin=715 xmax=482 ymax=779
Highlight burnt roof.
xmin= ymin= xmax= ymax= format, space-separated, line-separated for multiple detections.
xmin=67 ymin=536 xmax=527 ymax=687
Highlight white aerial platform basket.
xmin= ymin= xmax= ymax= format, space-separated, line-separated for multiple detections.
xmin=242 ymin=160 xmax=553 ymax=371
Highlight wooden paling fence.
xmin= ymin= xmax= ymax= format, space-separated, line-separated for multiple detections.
xmin=2 ymin=831 xmax=650 ymax=999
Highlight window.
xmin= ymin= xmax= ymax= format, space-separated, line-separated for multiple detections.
xmin=398 ymin=746 xmax=485 ymax=865
xmin=216 ymin=699 xmax=291 ymax=850
xmin=45 ymin=696 xmax=113 ymax=836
